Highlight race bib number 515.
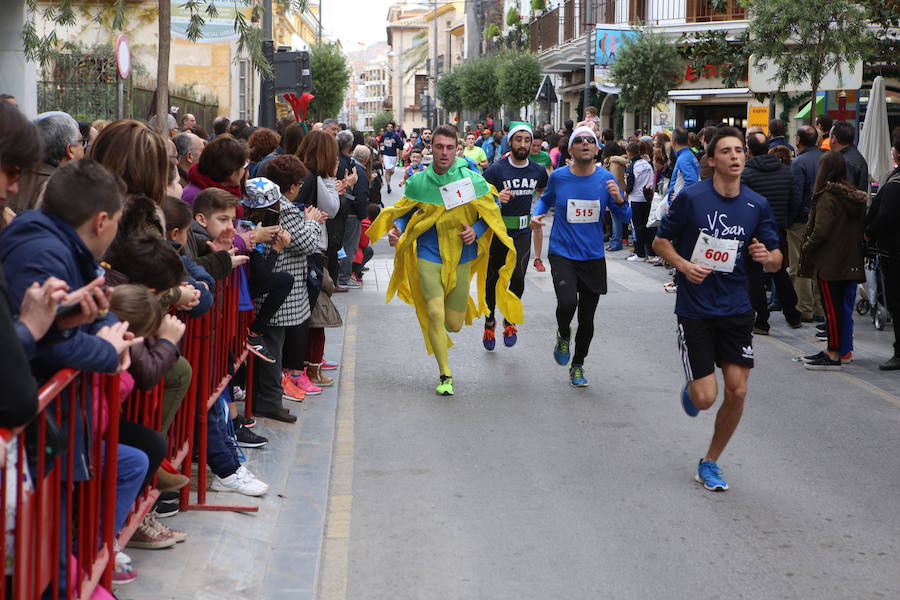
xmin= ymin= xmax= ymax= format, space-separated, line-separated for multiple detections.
xmin=567 ymin=199 xmax=600 ymax=223
xmin=690 ymin=231 xmax=739 ymax=273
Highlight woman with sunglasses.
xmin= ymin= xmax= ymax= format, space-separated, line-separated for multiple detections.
xmin=531 ymin=126 xmax=630 ymax=388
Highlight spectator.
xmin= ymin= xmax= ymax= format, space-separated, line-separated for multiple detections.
xmin=10 ymin=111 xmax=84 ymax=213
xmin=741 ymin=132 xmax=802 ymax=332
xmin=248 ymin=127 xmax=281 ymax=178
xmin=91 ymin=120 xmax=171 ymax=208
xmin=335 ymin=132 xmax=367 ymax=288
xmin=697 ymin=126 xmax=717 ymax=180
xmin=667 ymin=127 xmax=698 ymax=204
xmin=816 ymin=114 xmax=833 ymax=150
xmin=182 ymin=135 xmax=249 ymax=206
xmin=181 ymin=113 xmax=196 ymax=131
xmin=602 ymin=142 xmax=628 ymax=251
xmin=789 ymin=125 xmax=824 ymax=322
xmin=184 ymin=187 xmax=249 ymax=279
xmin=228 ymin=119 xmax=251 ymax=138
xmin=799 ymin=151 xmax=867 ymax=370
xmin=296 ymin=129 xmax=343 ymax=287
xmin=768 ymin=119 xmax=795 ymax=154
xmin=148 ymin=113 xmax=179 ymax=138
xmin=830 ymin=121 xmax=869 ymax=192
xmin=625 ymin=141 xmax=654 ymax=261
xmin=353 ymin=203 xmax=380 ymax=283
xmin=212 ymin=116 xmax=230 ymax=139
xmin=78 ymin=121 xmax=99 ymax=151
xmin=173 ymin=131 xmax=205 ymax=188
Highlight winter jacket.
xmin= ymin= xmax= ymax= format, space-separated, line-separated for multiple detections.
xmin=768 ymin=137 xmax=796 ymax=155
xmin=184 ymin=221 xmax=233 ymax=281
xmin=741 ymin=153 xmax=800 ymax=229
xmin=668 ymin=147 xmax=700 ymax=204
xmin=799 ymin=182 xmax=867 ymax=282
xmin=129 ymin=339 xmax=180 ymax=391
xmin=840 ymin=145 xmax=870 ymax=192
xmin=790 ymin=146 xmax=822 ymax=224
xmin=604 ymin=155 xmax=628 ymax=190
xmin=0 ymin=261 xmax=39 ymax=427
xmin=865 ymin=166 xmax=900 ymax=258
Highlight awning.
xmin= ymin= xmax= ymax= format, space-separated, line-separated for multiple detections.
xmin=668 ymin=88 xmax=750 ymax=97
xmin=794 ymin=94 xmax=826 ymax=119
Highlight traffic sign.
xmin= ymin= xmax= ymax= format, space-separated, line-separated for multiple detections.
xmin=535 ymin=75 xmax=557 ymax=103
xmin=115 ymin=35 xmax=131 ymax=79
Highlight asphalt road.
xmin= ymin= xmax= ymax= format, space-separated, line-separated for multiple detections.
xmin=334 ymin=187 xmax=900 ymax=600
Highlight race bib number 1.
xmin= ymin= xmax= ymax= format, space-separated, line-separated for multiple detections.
xmin=567 ymin=199 xmax=600 ymax=223
xmin=690 ymin=231 xmax=739 ymax=273
xmin=441 ymin=177 xmax=477 ymax=210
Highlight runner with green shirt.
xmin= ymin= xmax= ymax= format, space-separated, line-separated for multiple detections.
xmin=529 ymin=130 xmax=553 ymax=272
xmin=464 ymin=132 xmax=489 ymax=172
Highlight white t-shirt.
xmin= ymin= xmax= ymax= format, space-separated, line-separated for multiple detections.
xmin=628 ymin=158 xmax=654 ymax=203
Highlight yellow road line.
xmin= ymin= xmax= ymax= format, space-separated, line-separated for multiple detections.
xmin=762 ymin=334 xmax=900 ymax=409
xmin=319 ymin=305 xmax=357 ymax=600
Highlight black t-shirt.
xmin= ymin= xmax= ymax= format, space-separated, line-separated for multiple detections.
xmin=483 ymin=157 xmax=549 ymax=236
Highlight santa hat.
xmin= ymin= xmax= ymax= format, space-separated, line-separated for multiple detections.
xmin=507 ymin=121 xmax=534 ymax=142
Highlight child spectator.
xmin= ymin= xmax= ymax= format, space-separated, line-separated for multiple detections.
xmin=400 ymin=149 xmax=425 ymax=187
xmin=184 ymin=188 xmax=250 ymax=279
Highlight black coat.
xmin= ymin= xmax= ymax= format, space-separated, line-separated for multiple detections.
xmin=741 ymin=154 xmax=800 ymax=229
xmin=865 ymin=166 xmax=900 ymax=257
xmin=841 ymin=145 xmax=870 ymax=192
xmin=790 ymin=146 xmax=823 ymax=224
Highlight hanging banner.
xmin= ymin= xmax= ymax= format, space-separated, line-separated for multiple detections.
xmin=595 ymin=27 xmax=638 ymax=68
xmin=171 ymin=0 xmax=252 ymax=43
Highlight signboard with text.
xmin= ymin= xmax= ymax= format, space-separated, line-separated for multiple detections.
xmin=171 ymin=0 xmax=252 ymax=42
xmin=747 ymin=106 xmax=769 ymax=134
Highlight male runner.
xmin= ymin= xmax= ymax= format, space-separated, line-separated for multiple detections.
xmin=368 ymin=125 xmax=522 ymax=395
xmin=482 ymin=122 xmax=548 ymax=349
xmin=652 ymin=126 xmax=782 ymax=492
xmin=380 ymin=121 xmax=402 ymax=194
xmin=529 ymin=131 xmax=554 ymax=272
xmin=531 ymin=126 xmax=630 ymax=387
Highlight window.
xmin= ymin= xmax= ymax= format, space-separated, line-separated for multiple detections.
xmin=414 ymin=74 xmax=428 ymax=107
xmin=238 ymin=59 xmax=250 ymax=121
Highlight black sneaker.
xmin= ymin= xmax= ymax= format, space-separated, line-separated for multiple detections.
xmin=804 ymin=355 xmax=842 ymax=370
xmin=233 ymin=414 xmax=257 ymax=429
xmin=816 ymin=323 xmax=827 ymax=332
xmin=879 ymin=356 xmax=900 ymax=371
xmin=387 ymin=185 xmax=392 ymax=194
xmin=246 ymin=334 xmax=276 ymax=363
xmin=802 ymin=351 xmax=827 ymax=363
xmin=235 ymin=424 xmax=269 ymax=448
xmin=155 ymin=500 xmax=180 ymax=518
xmin=815 ymin=331 xmax=828 ymax=340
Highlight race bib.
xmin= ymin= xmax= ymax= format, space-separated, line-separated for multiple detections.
xmin=690 ymin=231 xmax=739 ymax=273
xmin=440 ymin=177 xmax=477 ymax=210
xmin=567 ymin=199 xmax=600 ymax=223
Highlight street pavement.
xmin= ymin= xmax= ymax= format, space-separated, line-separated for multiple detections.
xmin=122 ymin=184 xmax=900 ymax=599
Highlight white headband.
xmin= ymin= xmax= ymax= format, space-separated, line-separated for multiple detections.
xmin=507 ymin=123 xmax=533 ymax=142
xmin=569 ymin=126 xmax=598 ymax=148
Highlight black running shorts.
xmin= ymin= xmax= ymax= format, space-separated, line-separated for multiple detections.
xmin=676 ymin=310 xmax=755 ymax=381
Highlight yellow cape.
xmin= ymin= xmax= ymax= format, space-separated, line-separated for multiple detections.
xmin=367 ymin=189 xmax=524 ymax=355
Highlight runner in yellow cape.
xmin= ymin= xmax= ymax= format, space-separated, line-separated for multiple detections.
xmin=367 ymin=155 xmax=523 ymax=395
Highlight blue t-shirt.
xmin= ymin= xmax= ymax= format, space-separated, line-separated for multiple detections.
xmin=656 ymin=178 xmax=780 ymax=319
xmin=483 ymin=157 xmax=549 ymax=237
xmin=381 ymin=131 xmax=402 ymax=157
xmin=533 ymin=165 xmax=631 ymax=261
xmin=406 ymin=163 xmax=426 ymax=178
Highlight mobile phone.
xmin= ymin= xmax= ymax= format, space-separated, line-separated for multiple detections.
xmin=236 ymin=220 xmax=256 ymax=233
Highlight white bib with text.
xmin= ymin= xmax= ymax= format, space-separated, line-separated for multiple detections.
xmin=567 ymin=199 xmax=600 ymax=223
xmin=440 ymin=177 xmax=477 ymax=210
xmin=690 ymin=231 xmax=739 ymax=273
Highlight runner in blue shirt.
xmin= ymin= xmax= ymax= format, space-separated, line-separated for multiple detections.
xmin=481 ymin=122 xmax=548 ymax=350
xmin=531 ymin=126 xmax=631 ymax=387
xmin=653 ymin=126 xmax=782 ymax=492
xmin=379 ymin=121 xmax=403 ymax=194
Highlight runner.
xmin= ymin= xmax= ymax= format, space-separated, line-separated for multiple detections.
xmin=463 ymin=132 xmax=489 ymax=172
xmin=531 ymin=126 xmax=631 ymax=387
xmin=367 ymin=125 xmax=523 ymax=396
xmin=529 ymin=130 xmax=554 ymax=272
xmin=481 ymin=122 xmax=548 ymax=350
xmin=652 ymin=126 xmax=782 ymax=492
xmin=380 ymin=121 xmax=402 ymax=194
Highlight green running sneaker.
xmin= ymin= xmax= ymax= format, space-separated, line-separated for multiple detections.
xmin=435 ymin=375 xmax=454 ymax=396
xmin=553 ymin=332 xmax=570 ymax=366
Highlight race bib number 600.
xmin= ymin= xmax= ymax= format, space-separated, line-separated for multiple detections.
xmin=567 ymin=199 xmax=600 ymax=223
xmin=440 ymin=177 xmax=477 ymax=210
xmin=690 ymin=231 xmax=739 ymax=273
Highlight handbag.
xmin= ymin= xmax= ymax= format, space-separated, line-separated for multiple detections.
xmin=646 ymin=192 xmax=665 ymax=228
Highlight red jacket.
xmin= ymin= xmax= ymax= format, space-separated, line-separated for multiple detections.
xmin=355 ymin=218 xmax=371 ymax=263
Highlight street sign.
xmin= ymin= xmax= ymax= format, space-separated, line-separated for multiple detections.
xmin=747 ymin=106 xmax=769 ymax=134
xmin=535 ymin=75 xmax=557 ymax=103
xmin=115 ymin=35 xmax=130 ymax=79
xmin=748 ymin=56 xmax=863 ymax=93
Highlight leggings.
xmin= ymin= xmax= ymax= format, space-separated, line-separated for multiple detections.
xmin=485 ymin=232 xmax=530 ymax=324
xmin=819 ymin=280 xmax=853 ymax=353
xmin=248 ymin=252 xmax=294 ymax=333
xmin=417 ymin=259 xmax=472 ymax=376
xmin=550 ymin=255 xmax=603 ymax=366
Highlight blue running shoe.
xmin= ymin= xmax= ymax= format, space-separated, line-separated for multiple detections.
xmin=503 ymin=324 xmax=518 ymax=347
xmin=695 ymin=459 xmax=729 ymax=491
xmin=681 ymin=383 xmax=699 ymax=417
xmin=553 ymin=332 xmax=570 ymax=365
xmin=569 ymin=365 xmax=588 ymax=387
xmin=482 ymin=327 xmax=496 ymax=351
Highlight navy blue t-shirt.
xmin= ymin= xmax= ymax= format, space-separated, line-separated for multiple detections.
xmin=380 ymin=131 xmax=401 ymax=157
xmin=483 ymin=157 xmax=549 ymax=237
xmin=656 ymin=178 xmax=780 ymax=319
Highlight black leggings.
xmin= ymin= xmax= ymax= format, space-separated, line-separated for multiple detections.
xmin=550 ymin=256 xmax=603 ymax=366
xmin=486 ymin=233 xmax=531 ymax=323
xmin=630 ymin=202 xmax=652 ymax=257
xmin=248 ymin=252 xmax=295 ymax=333
xmin=118 ymin=419 xmax=166 ymax=489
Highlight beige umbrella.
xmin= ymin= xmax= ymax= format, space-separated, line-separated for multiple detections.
xmin=859 ymin=76 xmax=892 ymax=184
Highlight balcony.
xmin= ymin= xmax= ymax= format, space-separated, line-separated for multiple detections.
xmin=531 ymin=0 xmax=747 ymax=53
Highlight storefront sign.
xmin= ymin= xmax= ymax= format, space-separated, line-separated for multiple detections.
xmin=747 ymin=106 xmax=769 ymax=134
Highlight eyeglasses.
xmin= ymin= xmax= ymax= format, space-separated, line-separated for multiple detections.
xmin=76 ymin=138 xmax=89 ymax=149
xmin=571 ymin=136 xmax=596 ymax=145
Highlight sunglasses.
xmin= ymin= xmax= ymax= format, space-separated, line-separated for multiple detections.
xmin=571 ymin=136 xmax=596 ymax=145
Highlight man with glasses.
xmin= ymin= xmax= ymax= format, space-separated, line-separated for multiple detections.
xmin=8 ymin=111 xmax=84 ymax=214
xmin=531 ymin=126 xmax=630 ymax=388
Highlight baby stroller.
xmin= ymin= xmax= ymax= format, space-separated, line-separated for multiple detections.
xmin=857 ymin=250 xmax=892 ymax=330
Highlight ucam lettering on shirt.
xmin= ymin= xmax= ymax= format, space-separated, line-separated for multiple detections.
xmin=703 ymin=211 xmax=746 ymax=239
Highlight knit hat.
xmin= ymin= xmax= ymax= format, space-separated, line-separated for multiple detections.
xmin=242 ymin=177 xmax=282 ymax=209
xmin=507 ymin=121 xmax=533 ymax=142
xmin=568 ymin=126 xmax=599 ymax=148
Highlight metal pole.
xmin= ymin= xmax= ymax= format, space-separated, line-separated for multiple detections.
xmin=318 ymin=1 xmax=322 ymax=45
xmin=432 ymin=0 xmax=438 ymax=129
xmin=583 ymin=0 xmax=593 ymax=118
xmin=258 ymin=0 xmax=275 ymax=128
xmin=117 ymin=76 xmax=124 ymax=120
xmin=399 ymin=33 xmax=404 ymax=128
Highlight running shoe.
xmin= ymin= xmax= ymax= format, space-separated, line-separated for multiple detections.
xmin=482 ymin=327 xmax=496 ymax=351
xmin=681 ymin=383 xmax=699 ymax=417
xmin=815 ymin=331 xmax=828 ymax=341
xmin=663 ymin=282 xmax=677 ymax=293
xmin=804 ymin=355 xmax=841 ymax=370
xmin=502 ymin=324 xmax=518 ymax=347
xmin=350 ymin=274 xmax=363 ymax=285
xmin=695 ymin=459 xmax=729 ymax=491
xmin=533 ymin=258 xmax=546 ymax=272
xmin=322 ymin=359 xmax=339 ymax=370
xmin=569 ymin=365 xmax=588 ymax=387
xmin=233 ymin=413 xmax=257 ymax=429
xmin=626 ymin=254 xmax=643 ymax=262
xmin=553 ymin=332 xmax=570 ymax=366
xmin=840 ymin=352 xmax=853 ymax=364
xmin=435 ymin=375 xmax=454 ymax=396
xmin=802 ymin=350 xmax=827 ymax=363
xmin=235 ymin=423 xmax=268 ymax=448
xmin=288 ymin=371 xmax=323 ymax=395
xmin=281 ymin=374 xmax=306 ymax=401
xmin=246 ymin=334 xmax=276 ymax=363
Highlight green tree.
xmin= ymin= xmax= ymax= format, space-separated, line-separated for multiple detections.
xmin=497 ymin=52 xmax=542 ymax=120
xmin=309 ymin=43 xmax=351 ymax=122
xmin=746 ymin=0 xmax=873 ymax=125
xmin=371 ymin=109 xmax=394 ymax=133
xmin=610 ymin=29 xmax=681 ymax=128
xmin=458 ymin=55 xmax=500 ymax=113
xmin=436 ymin=69 xmax=464 ymax=115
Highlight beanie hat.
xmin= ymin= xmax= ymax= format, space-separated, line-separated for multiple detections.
xmin=507 ymin=121 xmax=534 ymax=142
xmin=568 ymin=126 xmax=599 ymax=148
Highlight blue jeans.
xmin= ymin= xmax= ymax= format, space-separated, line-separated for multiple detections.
xmin=207 ymin=393 xmax=240 ymax=479
xmin=115 ymin=444 xmax=149 ymax=533
xmin=609 ymin=212 xmax=623 ymax=250
xmin=840 ymin=283 xmax=857 ymax=355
